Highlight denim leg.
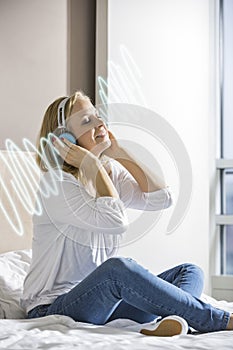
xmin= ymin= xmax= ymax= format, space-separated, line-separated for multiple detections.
xmin=27 ymin=304 xmax=51 ymax=319
xmin=157 ymin=263 xmax=204 ymax=298
xmin=108 ymin=263 xmax=204 ymax=323
xmin=46 ymin=257 xmax=230 ymax=332
xmin=106 ymin=301 xmax=156 ymax=324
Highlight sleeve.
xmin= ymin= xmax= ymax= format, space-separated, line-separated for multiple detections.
xmin=41 ymin=178 xmax=128 ymax=235
xmin=109 ymin=159 xmax=173 ymax=211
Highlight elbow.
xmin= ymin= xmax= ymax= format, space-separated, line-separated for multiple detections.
xmin=119 ymin=216 xmax=129 ymax=234
xmin=141 ymin=187 xmax=173 ymax=211
xmin=95 ymin=197 xmax=129 ymax=234
xmin=110 ymin=213 xmax=129 ymax=235
xmin=96 ymin=209 xmax=129 ymax=235
xmin=163 ymin=188 xmax=173 ymax=209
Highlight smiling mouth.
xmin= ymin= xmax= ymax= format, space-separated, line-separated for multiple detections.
xmin=95 ymin=132 xmax=107 ymax=139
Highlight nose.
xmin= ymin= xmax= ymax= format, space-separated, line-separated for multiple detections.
xmin=93 ymin=117 xmax=103 ymax=128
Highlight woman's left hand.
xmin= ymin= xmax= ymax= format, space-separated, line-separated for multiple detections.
xmin=102 ymin=130 xmax=125 ymax=159
xmin=90 ymin=137 xmax=111 ymax=158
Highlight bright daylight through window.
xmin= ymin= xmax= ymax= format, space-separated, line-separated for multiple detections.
xmin=218 ymin=0 xmax=233 ymax=274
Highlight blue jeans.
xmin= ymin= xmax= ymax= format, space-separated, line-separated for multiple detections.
xmin=27 ymin=257 xmax=230 ymax=332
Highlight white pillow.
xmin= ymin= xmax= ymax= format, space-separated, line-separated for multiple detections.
xmin=0 ymin=249 xmax=31 ymax=319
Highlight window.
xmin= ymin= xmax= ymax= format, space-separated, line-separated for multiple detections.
xmin=216 ymin=0 xmax=233 ymax=275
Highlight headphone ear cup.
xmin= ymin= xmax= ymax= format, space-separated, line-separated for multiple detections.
xmin=58 ymin=132 xmax=77 ymax=144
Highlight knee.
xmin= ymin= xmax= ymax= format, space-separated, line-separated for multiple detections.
xmin=102 ymin=257 xmax=134 ymax=274
xmin=183 ymin=263 xmax=204 ymax=283
xmin=104 ymin=256 xmax=132 ymax=268
xmin=189 ymin=263 xmax=204 ymax=277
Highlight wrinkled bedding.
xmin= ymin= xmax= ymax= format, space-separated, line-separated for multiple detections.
xmin=0 ymin=249 xmax=232 ymax=349
xmin=0 ymin=314 xmax=233 ymax=350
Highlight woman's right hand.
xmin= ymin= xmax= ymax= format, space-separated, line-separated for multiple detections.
xmin=53 ymin=137 xmax=98 ymax=169
xmin=52 ymin=136 xmax=119 ymax=198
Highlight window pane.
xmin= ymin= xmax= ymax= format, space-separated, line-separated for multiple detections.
xmin=226 ymin=226 xmax=233 ymax=274
xmin=221 ymin=0 xmax=233 ymax=275
xmin=222 ymin=0 xmax=233 ymax=158
xmin=223 ymin=170 xmax=233 ymax=214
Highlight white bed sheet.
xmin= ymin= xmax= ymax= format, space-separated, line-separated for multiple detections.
xmin=0 ymin=249 xmax=233 ymax=349
xmin=0 ymin=297 xmax=233 ymax=350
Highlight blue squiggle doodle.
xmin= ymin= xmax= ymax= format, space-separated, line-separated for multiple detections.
xmin=0 ymin=136 xmax=62 ymax=236
xmin=96 ymin=45 xmax=193 ymax=237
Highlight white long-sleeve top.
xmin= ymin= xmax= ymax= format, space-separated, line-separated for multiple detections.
xmin=21 ymin=157 xmax=172 ymax=313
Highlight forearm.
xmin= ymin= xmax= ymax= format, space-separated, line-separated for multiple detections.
xmin=82 ymin=159 xmax=119 ymax=198
xmin=95 ymin=164 xmax=119 ymax=198
xmin=53 ymin=137 xmax=119 ymax=198
xmin=114 ymin=149 xmax=166 ymax=193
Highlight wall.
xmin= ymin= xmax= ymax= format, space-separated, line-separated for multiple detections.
xmin=0 ymin=0 xmax=96 ymax=150
xmin=68 ymin=0 xmax=96 ymax=100
xmin=0 ymin=0 xmax=68 ymax=149
xmin=0 ymin=0 xmax=214 ymax=292
xmin=104 ymin=0 xmax=211 ymax=292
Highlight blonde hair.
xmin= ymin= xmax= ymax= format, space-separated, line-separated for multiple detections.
xmin=36 ymin=91 xmax=91 ymax=177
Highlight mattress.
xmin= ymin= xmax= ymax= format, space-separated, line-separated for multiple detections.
xmin=0 ymin=313 xmax=233 ymax=350
xmin=0 ymin=249 xmax=232 ymax=349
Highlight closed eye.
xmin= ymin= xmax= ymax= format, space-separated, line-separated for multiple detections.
xmin=81 ymin=112 xmax=103 ymax=125
xmin=81 ymin=116 xmax=91 ymax=125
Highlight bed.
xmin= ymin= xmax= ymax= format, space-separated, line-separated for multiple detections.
xmin=0 ymin=150 xmax=233 ymax=349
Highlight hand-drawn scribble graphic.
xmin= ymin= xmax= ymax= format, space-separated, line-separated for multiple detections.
xmin=0 ymin=45 xmax=192 ymax=246
xmin=0 ymin=137 xmax=62 ymax=236
xmin=97 ymin=45 xmax=192 ymax=241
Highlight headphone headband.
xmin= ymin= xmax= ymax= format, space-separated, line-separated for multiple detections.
xmin=57 ymin=97 xmax=69 ymax=128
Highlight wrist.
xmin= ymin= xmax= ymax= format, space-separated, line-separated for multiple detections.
xmin=79 ymin=154 xmax=100 ymax=180
xmin=112 ymin=147 xmax=129 ymax=161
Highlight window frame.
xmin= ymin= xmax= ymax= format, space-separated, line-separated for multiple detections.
xmin=216 ymin=0 xmax=233 ymax=275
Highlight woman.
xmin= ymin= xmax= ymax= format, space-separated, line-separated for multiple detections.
xmin=21 ymin=91 xmax=233 ymax=336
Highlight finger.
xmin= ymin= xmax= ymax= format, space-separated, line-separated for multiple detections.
xmin=53 ymin=138 xmax=67 ymax=150
xmin=52 ymin=135 xmax=73 ymax=149
xmin=49 ymin=133 xmax=65 ymax=148
xmin=60 ymin=137 xmax=73 ymax=147
xmin=107 ymin=130 xmax=116 ymax=141
xmin=91 ymin=140 xmax=111 ymax=157
xmin=53 ymin=139 xmax=71 ymax=158
xmin=107 ymin=129 xmax=113 ymax=137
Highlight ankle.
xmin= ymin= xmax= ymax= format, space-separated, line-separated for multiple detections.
xmin=226 ymin=314 xmax=233 ymax=330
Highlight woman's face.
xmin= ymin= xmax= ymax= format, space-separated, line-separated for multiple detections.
xmin=67 ymin=99 xmax=110 ymax=152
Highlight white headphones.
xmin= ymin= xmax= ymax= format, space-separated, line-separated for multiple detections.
xmin=57 ymin=97 xmax=77 ymax=144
